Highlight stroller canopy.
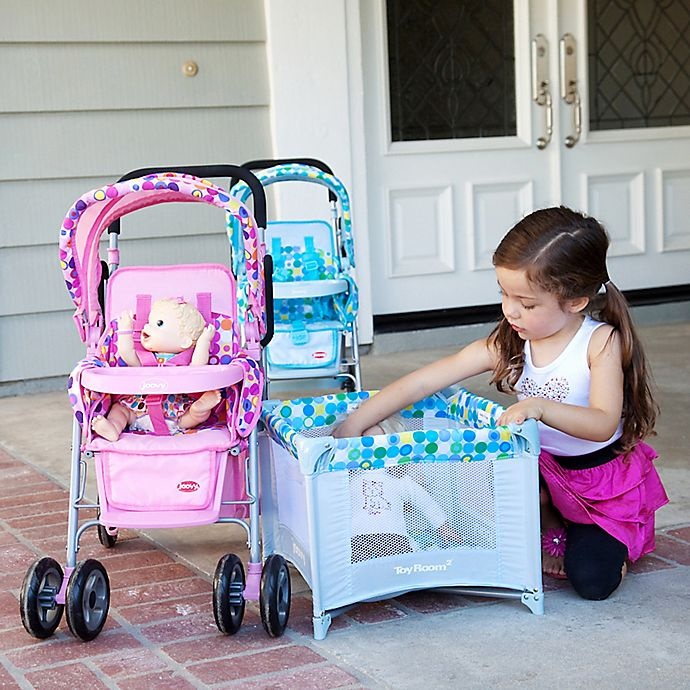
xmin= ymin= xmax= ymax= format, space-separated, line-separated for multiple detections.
xmin=59 ymin=172 xmax=265 ymax=347
xmin=230 ymin=164 xmax=355 ymax=269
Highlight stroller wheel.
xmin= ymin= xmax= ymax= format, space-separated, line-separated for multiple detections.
xmin=97 ymin=524 xmax=118 ymax=548
xmin=260 ymin=554 xmax=291 ymax=637
xmin=213 ymin=553 xmax=246 ymax=635
xmin=96 ymin=508 xmax=118 ymax=548
xmin=340 ymin=373 xmax=356 ymax=392
xmin=65 ymin=559 xmax=110 ymax=641
xmin=20 ymin=557 xmax=65 ymax=639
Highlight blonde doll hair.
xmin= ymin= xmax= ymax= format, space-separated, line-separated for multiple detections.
xmin=154 ymin=298 xmax=206 ymax=343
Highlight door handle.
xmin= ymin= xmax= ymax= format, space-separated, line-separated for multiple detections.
xmin=560 ymin=33 xmax=581 ymax=148
xmin=531 ymin=34 xmax=552 ymax=150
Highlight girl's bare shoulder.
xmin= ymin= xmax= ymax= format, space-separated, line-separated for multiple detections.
xmin=588 ymin=323 xmax=621 ymax=364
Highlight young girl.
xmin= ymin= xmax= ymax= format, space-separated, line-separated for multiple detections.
xmin=336 ymin=206 xmax=668 ymax=601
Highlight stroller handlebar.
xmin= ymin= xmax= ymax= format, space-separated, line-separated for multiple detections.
xmin=108 ymin=165 xmax=267 ymax=232
xmin=231 ymin=158 xmax=338 ymax=204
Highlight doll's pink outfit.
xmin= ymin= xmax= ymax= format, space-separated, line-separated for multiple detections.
xmin=117 ymin=346 xmax=197 ymax=434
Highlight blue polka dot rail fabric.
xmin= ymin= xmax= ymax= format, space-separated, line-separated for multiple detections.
xmin=262 ymin=388 xmax=521 ymax=473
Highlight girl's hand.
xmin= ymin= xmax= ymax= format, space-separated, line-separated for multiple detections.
xmin=497 ymin=398 xmax=544 ymax=426
xmin=333 ymin=417 xmax=362 ymax=439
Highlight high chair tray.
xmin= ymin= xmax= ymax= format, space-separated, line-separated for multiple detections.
xmin=80 ymin=363 xmax=245 ymax=395
xmin=273 ymin=278 xmax=348 ymax=299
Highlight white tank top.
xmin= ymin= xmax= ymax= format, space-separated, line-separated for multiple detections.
xmin=516 ymin=315 xmax=623 ymax=456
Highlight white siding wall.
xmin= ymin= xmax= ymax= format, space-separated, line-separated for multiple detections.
xmin=1 ymin=1 xmax=271 ymax=393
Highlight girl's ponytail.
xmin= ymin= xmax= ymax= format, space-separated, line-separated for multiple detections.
xmin=593 ymin=282 xmax=658 ymax=452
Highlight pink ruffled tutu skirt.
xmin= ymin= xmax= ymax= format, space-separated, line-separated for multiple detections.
xmin=539 ymin=442 xmax=668 ymax=561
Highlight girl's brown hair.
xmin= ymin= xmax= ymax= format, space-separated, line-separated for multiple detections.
xmin=488 ymin=206 xmax=657 ymax=451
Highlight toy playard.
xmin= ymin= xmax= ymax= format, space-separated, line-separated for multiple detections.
xmin=259 ymin=387 xmax=544 ymax=639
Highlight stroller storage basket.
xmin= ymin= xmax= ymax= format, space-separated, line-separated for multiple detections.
xmin=260 ymin=388 xmax=544 ymax=640
xmin=90 ymin=429 xmax=237 ymax=526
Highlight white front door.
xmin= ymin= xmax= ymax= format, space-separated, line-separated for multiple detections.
xmin=362 ymin=0 xmax=690 ymax=316
xmin=557 ymin=0 xmax=690 ymax=286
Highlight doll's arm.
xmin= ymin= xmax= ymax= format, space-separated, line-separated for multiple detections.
xmin=191 ymin=324 xmax=216 ymax=366
xmin=116 ymin=311 xmax=141 ymax=367
xmin=403 ymin=477 xmax=463 ymax=544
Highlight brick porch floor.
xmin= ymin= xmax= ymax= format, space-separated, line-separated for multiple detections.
xmin=1 ymin=447 xmax=688 ymax=690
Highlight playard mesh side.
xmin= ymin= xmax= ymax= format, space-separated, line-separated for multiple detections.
xmin=348 ymin=461 xmax=496 ymax=564
xmin=262 ymin=389 xmax=527 ymax=567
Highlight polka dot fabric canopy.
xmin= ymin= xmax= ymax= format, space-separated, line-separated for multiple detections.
xmin=58 ymin=172 xmax=265 ymax=344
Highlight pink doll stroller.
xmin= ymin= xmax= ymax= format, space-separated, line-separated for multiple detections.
xmin=19 ymin=166 xmax=290 ymax=641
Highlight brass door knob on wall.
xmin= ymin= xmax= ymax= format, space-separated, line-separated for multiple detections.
xmin=182 ymin=61 xmax=199 ymax=77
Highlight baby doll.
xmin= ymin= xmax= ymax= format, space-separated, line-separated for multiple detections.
xmin=350 ymin=468 xmax=463 ymax=563
xmin=91 ymin=298 xmax=220 ymax=441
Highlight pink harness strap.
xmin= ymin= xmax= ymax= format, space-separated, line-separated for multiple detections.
xmin=196 ymin=292 xmax=212 ymax=324
xmin=144 ymin=395 xmax=170 ymax=435
xmin=133 ymin=294 xmax=151 ymax=361
xmin=137 ymin=347 xmax=194 ymax=367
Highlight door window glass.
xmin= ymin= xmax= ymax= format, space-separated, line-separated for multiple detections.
xmin=588 ymin=0 xmax=690 ymax=130
xmin=386 ymin=0 xmax=516 ymax=142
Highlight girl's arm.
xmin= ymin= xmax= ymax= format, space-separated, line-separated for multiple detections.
xmin=497 ymin=326 xmax=624 ymax=441
xmin=334 ymin=338 xmax=496 ymax=438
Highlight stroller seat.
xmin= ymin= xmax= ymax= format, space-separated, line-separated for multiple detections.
xmin=75 ymin=262 xmax=259 ymax=526
xmin=268 ymin=219 xmax=351 ymax=377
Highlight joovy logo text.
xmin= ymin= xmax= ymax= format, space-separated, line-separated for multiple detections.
xmin=177 ymin=481 xmax=200 ymax=493
xmin=141 ymin=379 xmax=168 ymax=392
xmin=393 ymin=559 xmax=453 ymax=575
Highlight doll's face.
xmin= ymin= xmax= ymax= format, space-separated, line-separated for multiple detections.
xmin=140 ymin=302 xmax=190 ymax=353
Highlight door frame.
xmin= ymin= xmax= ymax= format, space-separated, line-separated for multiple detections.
xmin=263 ymin=0 xmax=374 ymax=343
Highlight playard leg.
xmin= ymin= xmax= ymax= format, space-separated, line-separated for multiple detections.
xmin=438 ymin=586 xmax=544 ymax=614
xmin=521 ymin=588 xmax=544 ymax=615
xmin=312 ymin=611 xmax=332 ymax=641
xmin=310 ymin=601 xmax=367 ymax=640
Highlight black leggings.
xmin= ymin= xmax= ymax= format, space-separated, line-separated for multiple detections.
xmin=564 ymin=523 xmax=628 ymax=600
xmin=547 ymin=443 xmax=629 ymax=600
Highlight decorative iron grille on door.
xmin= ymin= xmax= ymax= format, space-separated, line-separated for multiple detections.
xmin=587 ymin=0 xmax=690 ymax=130
xmin=386 ymin=0 xmax=516 ymax=141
